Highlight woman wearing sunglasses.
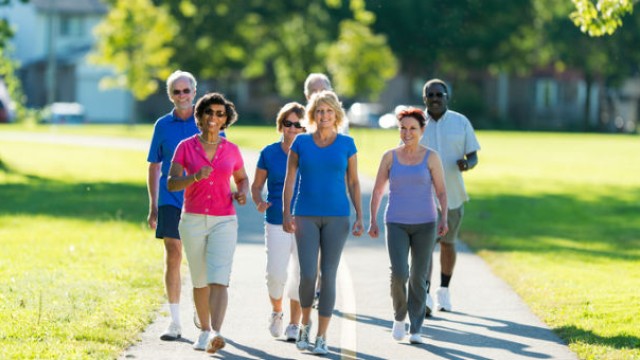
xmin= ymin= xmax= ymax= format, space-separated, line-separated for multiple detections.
xmin=282 ymin=90 xmax=364 ymax=355
xmin=250 ymin=102 xmax=306 ymax=342
xmin=167 ymin=92 xmax=249 ymax=354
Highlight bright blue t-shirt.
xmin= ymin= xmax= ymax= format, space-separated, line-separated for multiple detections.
xmin=147 ymin=110 xmax=199 ymax=209
xmin=256 ymin=142 xmax=300 ymax=225
xmin=290 ymin=133 xmax=357 ymax=216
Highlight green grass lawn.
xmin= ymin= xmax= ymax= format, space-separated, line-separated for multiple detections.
xmin=1 ymin=125 xmax=639 ymax=359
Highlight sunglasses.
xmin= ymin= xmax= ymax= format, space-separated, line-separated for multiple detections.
xmin=283 ymin=120 xmax=304 ymax=129
xmin=426 ymin=92 xmax=447 ymax=99
xmin=204 ymin=108 xmax=227 ymax=117
xmin=172 ymin=88 xmax=192 ymax=95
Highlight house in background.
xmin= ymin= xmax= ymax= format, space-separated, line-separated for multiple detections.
xmin=1 ymin=0 xmax=134 ymax=123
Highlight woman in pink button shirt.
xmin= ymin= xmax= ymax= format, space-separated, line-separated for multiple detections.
xmin=168 ymin=92 xmax=249 ymax=354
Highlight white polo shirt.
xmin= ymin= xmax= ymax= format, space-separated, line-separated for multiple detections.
xmin=420 ymin=109 xmax=481 ymax=209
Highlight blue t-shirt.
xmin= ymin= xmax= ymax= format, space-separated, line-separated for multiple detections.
xmin=147 ymin=110 xmax=199 ymax=208
xmin=290 ymin=133 xmax=357 ymax=216
xmin=256 ymin=142 xmax=300 ymax=225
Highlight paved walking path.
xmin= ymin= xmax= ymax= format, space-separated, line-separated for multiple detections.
xmin=1 ymin=131 xmax=578 ymax=359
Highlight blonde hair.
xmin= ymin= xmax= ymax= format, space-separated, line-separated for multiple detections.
xmin=306 ymin=90 xmax=345 ymax=131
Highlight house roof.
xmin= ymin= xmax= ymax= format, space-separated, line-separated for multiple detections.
xmin=32 ymin=0 xmax=108 ymax=14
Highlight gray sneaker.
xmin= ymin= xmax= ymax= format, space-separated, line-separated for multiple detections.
xmin=296 ymin=322 xmax=312 ymax=351
xmin=193 ymin=330 xmax=210 ymax=351
xmin=285 ymin=323 xmax=300 ymax=342
xmin=312 ymin=335 xmax=328 ymax=355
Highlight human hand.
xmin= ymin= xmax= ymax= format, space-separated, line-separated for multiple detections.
xmin=367 ymin=223 xmax=379 ymax=238
xmin=283 ymin=214 xmax=296 ymax=233
xmin=438 ymin=218 xmax=449 ymax=237
xmin=256 ymin=200 xmax=271 ymax=213
xmin=197 ymin=165 xmax=213 ymax=180
xmin=456 ymin=159 xmax=469 ymax=171
xmin=352 ymin=219 xmax=364 ymax=237
xmin=147 ymin=208 xmax=158 ymax=230
xmin=233 ymin=191 xmax=247 ymax=205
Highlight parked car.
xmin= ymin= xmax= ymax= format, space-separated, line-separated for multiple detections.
xmin=41 ymin=102 xmax=86 ymax=124
xmin=347 ymin=102 xmax=384 ymax=128
xmin=377 ymin=105 xmax=425 ymax=129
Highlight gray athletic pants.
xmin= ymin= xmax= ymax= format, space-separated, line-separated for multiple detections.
xmin=295 ymin=216 xmax=350 ymax=317
xmin=386 ymin=222 xmax=437 ymax=334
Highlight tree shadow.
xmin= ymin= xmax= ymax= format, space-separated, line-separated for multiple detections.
xmin=554 ymin=324 xmax=639 ymax=351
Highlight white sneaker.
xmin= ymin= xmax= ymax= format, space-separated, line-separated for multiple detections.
xmin=159 ymin=322 xmax=181 ymax=341
xmin=436 ymin=287 xmax=452 ymax=311
xmin=193 ymin=330 xmax=210 ymax=351
xmin=312 ymin=335 xmax=329 ymax=355
xmin=391 ymin=320 xmax=406 ymax=341
xmin=425 ymin=293 xmax=434 ymax=318
xmin=296 ymin=322 xmax=312 ymax=350
xmin=268 ymin=312 xmax=284 ymax=337
xmin=206 ymin=333 xmax=226 ymax=354
xmin=409 ymin=333 xmax=424 ymax=344
xmin=285 ymin=323 xmax=300 ymax=342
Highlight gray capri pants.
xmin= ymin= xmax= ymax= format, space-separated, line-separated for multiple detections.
xmin=295 ymin=216 xmax=350 ymax=317
xmin=386 ymin=221 xmax=437 ymax=335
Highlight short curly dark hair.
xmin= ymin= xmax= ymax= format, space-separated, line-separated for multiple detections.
xmin=194 ymin=92 xmax=238 ymax=130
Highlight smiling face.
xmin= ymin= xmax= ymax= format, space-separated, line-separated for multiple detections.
xmin=313 ymin=102 xmax=337 ymax=130
xmin=423 ymin=82 xmax=448 ymax=118
xmin=170 ymin=78 xmax=196 ymax=111
xmin=199 ymin=104 xmax=227 ymax=135
xmin=282 ymin=112 xmax=305 ymax=142
xmin=399 ymin=116 xmax=424 ymax=145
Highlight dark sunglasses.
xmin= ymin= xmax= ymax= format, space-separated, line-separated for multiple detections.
xmin=426 ymin=92 xmax=447 ymax=99
xmin=204 ymin=108 xmax=227 ymax=117
xmin=283 ymin=120 xmax=304 ymax=129
xmin=172 ymin=88 xmax=192 ymax=95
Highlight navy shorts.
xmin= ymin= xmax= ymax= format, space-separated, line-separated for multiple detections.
xmin=156 ymin=205 xmax=181 ymax=240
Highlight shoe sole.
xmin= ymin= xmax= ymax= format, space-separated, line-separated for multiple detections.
xmin=206 ymin=335 xmax=226 ymax=354
xmin=159 ymin=334 xmax=181 ymax=341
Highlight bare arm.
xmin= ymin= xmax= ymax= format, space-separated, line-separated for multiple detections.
xmin=282 ymin=150 xmax=299 ymax=233
xmin=368 ymin=151 xmax=392 ymax=238
xmin=232 ymin=166 xmax=249 ymax=205
xmin=251 ymin=168 xmax=271 ymax=213
xmin=167 ymin=162 xmax=212 ymax=192
xmin=346 ymin=153 xmax=364 ymax=237
xmin=457 ymin=151 xmax=478 ymax=171
xmin=147 ymin=162 xmax=161 ymax=229
xmin=429 ymin=151 xmax=449 ymax=236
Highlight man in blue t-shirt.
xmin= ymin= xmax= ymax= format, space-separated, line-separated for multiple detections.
xmin=146 ymin=70 xmax=199 ymax=341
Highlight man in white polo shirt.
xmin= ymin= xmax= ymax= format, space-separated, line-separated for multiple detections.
xmin=419 ymin=78 xmax=480 ymax=315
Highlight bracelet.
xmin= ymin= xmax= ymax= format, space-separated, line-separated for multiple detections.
xmin=193 ymin=173 xmax=200 ymax=182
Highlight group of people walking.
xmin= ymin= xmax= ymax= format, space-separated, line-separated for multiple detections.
xmin=146 ymin=70 xmax=480 ymax=355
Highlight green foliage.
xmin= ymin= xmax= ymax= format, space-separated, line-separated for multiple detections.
xmin=570 ymin=0 xmax=636 ymax=36
xmin=89 ymin=0 xmax=178 ymax=100
xmin=327 ymin=20 xmax=398 ymax=100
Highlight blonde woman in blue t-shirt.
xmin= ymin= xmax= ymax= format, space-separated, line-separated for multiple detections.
xmin=368 ymin=107 xmax=448 ymax=345
xmin=282 ymin=90 xmax=364 ymax=355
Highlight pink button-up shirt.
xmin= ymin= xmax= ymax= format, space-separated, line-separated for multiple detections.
xmin=172 ymin=135 xmax=244 ymax=216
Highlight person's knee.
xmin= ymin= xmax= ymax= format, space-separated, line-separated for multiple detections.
xmin=390 ymin=271 xmax=409 ymax=285
xmin=440 ymin=242 xmax=456 ymax=253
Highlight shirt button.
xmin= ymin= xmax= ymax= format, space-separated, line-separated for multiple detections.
xmin=207 ymin=195 xmax=211 ymax=199
xmin=205 ymin=208 xmax=209 ymax=212
xmin=209 ymin=181 xmax=213 ymax=185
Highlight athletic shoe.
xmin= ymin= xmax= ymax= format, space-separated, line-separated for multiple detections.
xmin=409 ymin=333 xmax=424 ymax=344
xmin=436 ymin=287 xmax=452 ymax=311
xmin=268 ymin=311 xmax=284 ymax=338
xmin=296 ymin=322 xmax=312 ymax=350
xmin=192 ymin=330 xmax=210 ymax=351
xmin=425 ymin=293 xmax=434 ymax=318
xmin=312 ymin=335 xmax=329 ymax=355
xmin=159 ymin=322 xmax=181 ymax=341
xmin=391 ymin=320 xmax=406 ymax=341
xmin=206 ymin=333 xmax=226 ymax=354
xmin=285 ymin=323 xmax=300 ymax=342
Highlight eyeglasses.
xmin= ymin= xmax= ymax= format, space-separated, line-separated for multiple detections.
xmin=426 ymin=92 xmax=447 ymax=99
xmin=204 ymin=108 xmax=227 ymax=117
xmin=283 ymin=120 xmax=304 ymax=129
xmin=172 ymin=88 xmax=192 ymax=95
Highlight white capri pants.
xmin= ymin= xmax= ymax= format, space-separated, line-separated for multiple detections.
xmin=265 ymin=222 xmax=300 ymax=301
xmin=178 ymin=213 xmax=238 ymax=288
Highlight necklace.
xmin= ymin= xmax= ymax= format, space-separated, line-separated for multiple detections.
xmin=199 ymin=135 xmax=220 ymax=145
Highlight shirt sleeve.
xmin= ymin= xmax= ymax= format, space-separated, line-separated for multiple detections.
xmin=232 ymin=145 xmax=245 ymax=172
xmin=147 ymin=122 xmax=162 ymax=163
xmin=171 ymin=140 xmax=186 ymax=167
xmin=463 ymin=117 xmax=481 ymax=154
xmin=346 ymin=136 xmax=357 ymax=158
xmin=257 ymin=147 xmax=267 ymax=170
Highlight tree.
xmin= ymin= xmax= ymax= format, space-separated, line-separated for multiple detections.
xmin=89 ymin=0 xmax=177 ymax=101
xmin=570 ymin=0 xmax=636 ymax=36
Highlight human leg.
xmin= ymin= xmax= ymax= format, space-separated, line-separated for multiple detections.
xmin=437 ymin=206 xmax=464 ymax=311
xmin=385 ymin=223 xmax=411 ymax=323
xmin=157 ymin=206 xmax=183 ymax=340
xmin=407 ymin=222 xmax=436 ymax=335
